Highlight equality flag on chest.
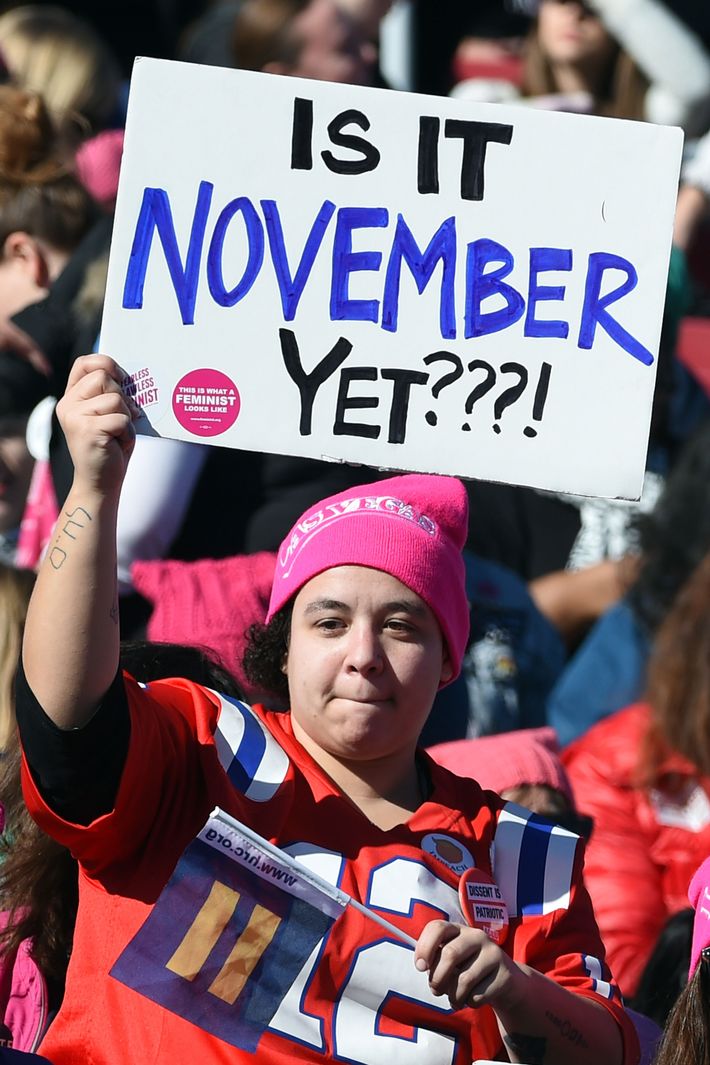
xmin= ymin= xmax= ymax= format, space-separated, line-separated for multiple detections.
xmin=110 ymin=809 xmax=343 ymax=1052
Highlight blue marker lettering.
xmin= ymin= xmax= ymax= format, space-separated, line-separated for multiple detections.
xmin=122 ymin=181 xmax=213 ymax=326
xmin=579 ymin=252 xmax=653 ymax=365
xmin=207 ymin=197 xmax=264 ymax=307
xmin=330 ymin=206 xmax=388 ymax=323
xmin=465 ymin=237 xmax=525 ymax=339
xmin=524 ymin=247 xmax=572 ymax=339
xmin=262 ymin=199 xmax=336 ymax=320
xmin=382 ymin=214 xmax=456 ymax=339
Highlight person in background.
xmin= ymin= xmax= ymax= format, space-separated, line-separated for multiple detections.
xmin=548 ymin=418 xmax=710 ymax=748
xmin=526 ymin=0 xmax=709 ymax=128
xmin=0 ymin=83 xmax=100 ymax=369
xmin=652 ymin=857 xmax=710 ymax=1065
xmin=427 ymin=726 xmax=580 ymax=825
xmin=0 ymin=83 xmax=105 ymax=567
xmin=232 ymin=0 xmax=375 ymax=85
xmin=0 ymin=565 xmax=33 ymax=749
xmin=453 ymin=0 xmax=710 ymax=134
xmin=0 ymin=5 xmax=124 ymax=212
xmin=0 ymin=5 xmax=121 ymax=150
xmin=564 ymin=549 xmax=710 ymax=1000
xmin=630 ymin=909 xmax=694 ymax=1031
xmin=0 ymin=82 xmax=98 ymax=311
xmin=0 ymin=358 xmax=49 ymax=564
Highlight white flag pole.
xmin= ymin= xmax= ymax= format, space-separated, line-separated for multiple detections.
xmin=208 ymin=808 xmax=418 ymax=949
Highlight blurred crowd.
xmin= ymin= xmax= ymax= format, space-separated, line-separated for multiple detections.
xmin=0 ymin=1 xmax=709 ymax=1062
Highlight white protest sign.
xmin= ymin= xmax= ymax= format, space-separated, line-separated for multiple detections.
xmin=100 ymin=57 xmax=682 ymax=499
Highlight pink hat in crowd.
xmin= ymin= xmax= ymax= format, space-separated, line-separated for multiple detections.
xmin=267 ymin=474 xmax=470 ymax=682
xmin=132 ymin=552 xmax=276 ymax=697
xmin=74 ymin=128 xmax=124 ymax=210
xmin=689 ymin=856 xmax=710 ymax=978
xmin=428 ymin=727 xmax=573 ymax=803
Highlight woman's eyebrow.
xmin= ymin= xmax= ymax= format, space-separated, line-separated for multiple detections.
xmin=384 ymin=600 xmax=427 ymax=616
xmin=303 ymin=598 xmax=349 ymax=615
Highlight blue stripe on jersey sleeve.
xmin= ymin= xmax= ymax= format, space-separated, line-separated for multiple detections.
xmin=516 ymin=814 xmax=554 ymax=917
xmin=221 ymin=696 xmax=267 ymax=793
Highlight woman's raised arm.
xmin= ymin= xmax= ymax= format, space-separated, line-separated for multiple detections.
xmin=22 ymin=354 xmax=138 ymax=729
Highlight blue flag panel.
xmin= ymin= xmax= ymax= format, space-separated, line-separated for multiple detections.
xmin=110 ymin=836 xmax=335 ymax=1052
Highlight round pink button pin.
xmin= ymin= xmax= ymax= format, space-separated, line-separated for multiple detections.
xmin=172 ymin=368 xmax=241 ymax=437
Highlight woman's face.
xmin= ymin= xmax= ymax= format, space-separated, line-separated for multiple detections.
xmin=537 ymin=0 xmax=615 ymax=68
xmin=285 ymin=565 xmax=452 ymax=768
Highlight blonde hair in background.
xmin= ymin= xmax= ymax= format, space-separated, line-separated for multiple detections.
xmin=0 ymin=5 xmax=121 ymax=145
xmin=0 ymin=563 xmax=34 ymax=750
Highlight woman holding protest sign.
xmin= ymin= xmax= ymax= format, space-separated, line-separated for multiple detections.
xmin=16 ymin=353 xmax=640 ymax=1064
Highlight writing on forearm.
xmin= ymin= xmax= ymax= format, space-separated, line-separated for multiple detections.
xmin=49 ymin=546 xmax=67 ymax=570
xmin=544 ymin=1009 xmax=589 ymax=1050
xmin=503 ymin=1032 xmax=547 ymax=1064
xmin=62 ymin=506 xmax=92 ymax=539
xmin=49 ymin=506 xmax=93 ymax=570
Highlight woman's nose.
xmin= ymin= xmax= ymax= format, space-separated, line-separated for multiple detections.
xmin=345 ymin=624 xmax=384 ymax=673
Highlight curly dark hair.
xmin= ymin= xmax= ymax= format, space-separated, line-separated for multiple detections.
xmin=242 ymin=604 xmax=292 ymax=705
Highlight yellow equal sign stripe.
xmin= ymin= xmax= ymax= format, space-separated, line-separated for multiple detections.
xmin=208 ymin=904 xmax=282 ymax=1005
xmin=166 ymin=880 xmax=239 ymax=982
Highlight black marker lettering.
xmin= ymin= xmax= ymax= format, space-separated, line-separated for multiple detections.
xmin=444 ymin=119 xmax=513 ymax=201
xmin=417 ymin=116 xmax=440 ymax=195
xmin=380 ymin=368 xmax=428 ymax=444
xmin=279 ymin=328 xmax=352 ymax=435
xmin=321 ymin=109 xmax=380 ymax=175
xmin=291 ymin=97 xmax=314 ymax=170
xmin=333 ymin=367 xmax=380 ymax=438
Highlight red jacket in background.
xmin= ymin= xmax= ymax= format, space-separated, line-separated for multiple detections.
xmin=563 ymin=702 xmax=710 ymax=997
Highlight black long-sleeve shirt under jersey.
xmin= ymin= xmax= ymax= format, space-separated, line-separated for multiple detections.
xmin=15 ymin=663 xmax=130 ymax=826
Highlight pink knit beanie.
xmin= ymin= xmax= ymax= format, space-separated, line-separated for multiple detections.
xmin=428 ymin=727 xmax=573 ymax=802
xmin=267 ymin=473 xmax=470 ymax=681
xmin=75 ymin=128 xmax=124 ymax=210
xmin=689 ymin=856 xmax=710 ymax=978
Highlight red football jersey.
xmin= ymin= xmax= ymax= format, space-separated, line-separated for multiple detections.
xmin=22 ymin=677 xmax=639 ymax=1064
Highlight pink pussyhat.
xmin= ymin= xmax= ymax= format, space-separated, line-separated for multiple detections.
xmin=267 ymin=473 xmax=470 ymax=683
xmin=689 ymin=856 xmax=710 ymax=978
xmin=428 ymin=727 xmax=573 ymax=802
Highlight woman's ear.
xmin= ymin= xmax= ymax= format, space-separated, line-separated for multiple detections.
xmin=439 ymin=651 xmax=454 ymax=687
xmin=281 ymin=652 xmax=288 ymax=676
xmin=3 ymin=231 xmax=51 ymax=289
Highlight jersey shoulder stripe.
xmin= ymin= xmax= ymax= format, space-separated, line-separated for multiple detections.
xmin=492 ymin=802 xmax=580 ymax=918
xmin=209 ymin=690 xmax=290 ymax=802
xmin=582 ymin=954 xmax=615 ymax=1000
